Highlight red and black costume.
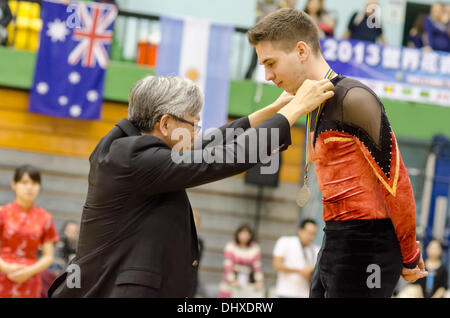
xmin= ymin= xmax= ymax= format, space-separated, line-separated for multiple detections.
xmin=309 ymin=74 xmax=420 ymax=297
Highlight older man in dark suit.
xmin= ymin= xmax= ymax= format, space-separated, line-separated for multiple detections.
xmin=48 ymin=75 xmax=333 ymax=297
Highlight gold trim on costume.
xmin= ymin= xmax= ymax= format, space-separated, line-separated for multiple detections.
xmin=324 ymin=137 xmax=354 ymax=144
xmin=359 ymin=137 xmax=400 ymax=197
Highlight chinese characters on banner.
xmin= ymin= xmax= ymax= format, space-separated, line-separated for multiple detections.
xmin=321 ymin=37 xmax=450 ymax=107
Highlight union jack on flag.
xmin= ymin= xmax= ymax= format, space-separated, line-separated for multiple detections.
xmin=29 ymin=0 xmax=117 ymax=120
xmin=69 ymin=3 xmax=117 ymax=69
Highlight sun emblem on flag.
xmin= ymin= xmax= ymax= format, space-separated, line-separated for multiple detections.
xmin=185 ymin=69 xmax=199 ymax=82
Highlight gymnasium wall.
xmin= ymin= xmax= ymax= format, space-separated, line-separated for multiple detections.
xmin=0 ymin=39 xmax=446 ymax=294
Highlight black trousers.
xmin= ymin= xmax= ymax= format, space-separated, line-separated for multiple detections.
xmin=310 ymin=218 xmax=403 ymax=298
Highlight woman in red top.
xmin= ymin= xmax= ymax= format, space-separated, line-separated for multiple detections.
xmin=0 ymin=165 xmax=59 ymax=298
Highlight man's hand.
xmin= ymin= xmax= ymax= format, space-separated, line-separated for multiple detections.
xmin=271 ymin=91 xmax=295 ymax=110
xmin=297 ymin=265 xmax=315 ymax=281
xmin=292 ymin=79 xmax=335 ymax=114
xmin=7 ymin=266 xmax=36 ymax=284
xmin=230 ymin=280 xmax=241 ymax=288
xmin=401 ymin=254 xmax=428 ymax=283
xmin=278 ymin=79 xmax=335 ymax=126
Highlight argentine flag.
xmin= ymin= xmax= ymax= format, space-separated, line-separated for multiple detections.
xmin=156 ymin=16 xmax=234 ymax=132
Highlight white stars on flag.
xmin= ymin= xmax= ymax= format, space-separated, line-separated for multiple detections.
xmin=36 ymin=82 xmax=49 ymax=95
xmin=58 ymin=96 xmax=68 ymax=106
xmin=46 ymin=18 xmax=70 ymax=43
xmin=69 ymin=71 xmax=81 ymax=84
xmin=86 ymin=90 xmax=99 ymax=102
xmin=70 ymin=105 xmax=82 ymax=117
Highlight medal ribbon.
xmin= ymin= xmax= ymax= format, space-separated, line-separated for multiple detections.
xmin=304 ymin=69 xmax=335 ymax=181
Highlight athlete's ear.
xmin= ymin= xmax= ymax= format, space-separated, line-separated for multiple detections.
xmin=296 ymin=41 xmax=310 ymax=61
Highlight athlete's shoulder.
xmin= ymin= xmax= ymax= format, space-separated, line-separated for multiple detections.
xmin=334 ymin=75 xmax=369 ymax=91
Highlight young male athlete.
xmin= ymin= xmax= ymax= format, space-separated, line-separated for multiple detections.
xmin=247 ymin=8 xmax=428 ymax=297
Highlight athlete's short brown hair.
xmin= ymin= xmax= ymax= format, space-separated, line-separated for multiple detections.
xmin=247 ymin=8 xmax=321 ymax=54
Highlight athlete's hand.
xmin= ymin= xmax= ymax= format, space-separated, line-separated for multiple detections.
xmin=401 ymin=254 xmax=428 ymax=283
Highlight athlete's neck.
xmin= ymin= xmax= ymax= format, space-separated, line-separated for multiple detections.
xmin=308 ymin=56 xmax=335 ymax=81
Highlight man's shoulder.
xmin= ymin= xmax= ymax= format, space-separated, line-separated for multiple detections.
xmin=98 ymin=128 xmax=167 ymax=155
xmin=90 ymin=128 xmax=168 ymax=170
xmin=276 ymin=236 xmax=298 ymax=245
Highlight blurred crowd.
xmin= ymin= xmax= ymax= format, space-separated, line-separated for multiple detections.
xmin=407 ymin=2 xmax=450 ymax=52
xmin=245 ymin=0 xmax=449 ymax=79
xmin=1 ymin=0 xmax=448 ymax=63
xmin=193 ymin=218 xmax=448 ymax=298
xmin=0 ymin=166 xmax=447 ymax=298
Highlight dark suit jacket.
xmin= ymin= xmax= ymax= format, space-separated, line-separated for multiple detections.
xmin=48 ymin=114 xmax=291 ymax=298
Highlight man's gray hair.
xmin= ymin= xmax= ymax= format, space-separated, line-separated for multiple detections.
xmin=128 ymin=75 xmax=203 ymax=132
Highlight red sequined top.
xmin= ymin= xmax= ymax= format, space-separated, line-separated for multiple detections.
xmin=309 ymin=75 xmax=420 ymax=267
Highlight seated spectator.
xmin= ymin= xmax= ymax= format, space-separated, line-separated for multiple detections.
xmin=343 ymin=0 xmax=386 ymax=44
xmin=423 ymin=2 xmax=450 ymax=53
xmin=0 ymin=0 xmax=13 ymax=45
xmin=218 ymin=224 xmax=264 ymax=298
xmin=40 ymin=268 xmax=58 ymax=298
xmin=414 ymin=240 xmax=448 ymax=298
xmin=273 ymin=219 xmax=319 ymax=298
xmin=41 ymin=221 xmax=79 ymax=298
xmin=54 ymin=220 xmax=79 ymax=265
xmin=408 ymin=14 xmax=426 ymax=49
xmin=304 ymin=0 xmax=336 ymax=38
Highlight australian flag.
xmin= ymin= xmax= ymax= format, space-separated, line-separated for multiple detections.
xmin=29 ymin=0 xmax=117 ymax=120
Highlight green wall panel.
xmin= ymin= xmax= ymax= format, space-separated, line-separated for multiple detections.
xmin=0 ymin=47 xmax=35 ymax=89
xmin=104 ymin=61 xmax=154 ymax=103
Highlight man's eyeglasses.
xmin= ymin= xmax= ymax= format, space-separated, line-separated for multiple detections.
xmin=169 ymin=114 xmax=202 ymax=134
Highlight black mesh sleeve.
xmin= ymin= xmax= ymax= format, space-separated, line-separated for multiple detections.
xmin=341 ymin=87 xmax=382 ymax=147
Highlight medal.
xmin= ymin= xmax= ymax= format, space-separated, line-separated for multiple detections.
xmin=296 ymin=176 xmax=311 ymax=207
xmin=296 ymin=68 xmax=335 ymax=207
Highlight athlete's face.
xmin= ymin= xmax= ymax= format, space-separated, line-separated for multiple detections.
xmin=255 ymin=41 xmax=309 ymax=95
